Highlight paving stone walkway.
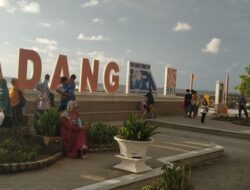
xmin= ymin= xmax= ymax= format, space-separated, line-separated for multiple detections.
xmin=1 ymin=113 xmax=247 ymax=190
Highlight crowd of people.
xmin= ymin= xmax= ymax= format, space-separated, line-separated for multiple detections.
xmin=34 ymin=74 xmax=87 ymax=159
xmin=184 ymin=89 xmax=209 ymax=123
xmin=0 ymin=74 xmax=88 ymax=159
xmin=184 ymin=89 xmax=249 ymax=123
xmin=1 ymin=75 xmax=249 ymax=159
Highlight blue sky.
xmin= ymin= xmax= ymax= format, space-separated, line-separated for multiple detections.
xmin=0 ymin=0 xmax=249 ymax=92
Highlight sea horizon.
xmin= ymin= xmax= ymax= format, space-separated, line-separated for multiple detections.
xmin=3 ymin=76 xmax=238 ymax=96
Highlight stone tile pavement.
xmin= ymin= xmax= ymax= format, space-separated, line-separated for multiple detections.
xmin=3 ymin=114 xmax=247 ymax=190
xmin=152 ymin=115 xmax=250 ymax=135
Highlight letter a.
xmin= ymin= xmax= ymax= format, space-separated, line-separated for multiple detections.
xmin=50 ymin=55 xmax=70 ymax=90
xmin=18 ymin=48 xmax=42 ymax=89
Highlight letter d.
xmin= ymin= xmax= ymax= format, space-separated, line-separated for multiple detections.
xmin=18 ymin=48 xmax=42 ymax=89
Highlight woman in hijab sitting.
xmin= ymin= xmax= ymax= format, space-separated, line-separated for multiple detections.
xmin=0 ymin=79 xmax=12 ymax=127
xmin=60 ymin=100 xmax=88 ymax=159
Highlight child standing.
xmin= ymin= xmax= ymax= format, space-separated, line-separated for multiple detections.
xmin=200 ymin=100 xmax=209 ymax=123
xmin=140 ymin=97 xmax=148 ymax=119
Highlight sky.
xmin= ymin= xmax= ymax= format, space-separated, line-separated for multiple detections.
xmin=0 ymin=0 xmax=250 ymax=92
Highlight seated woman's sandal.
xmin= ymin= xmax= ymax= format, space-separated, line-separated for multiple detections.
xmin=80 ymin=149 xmax=87 ymax=159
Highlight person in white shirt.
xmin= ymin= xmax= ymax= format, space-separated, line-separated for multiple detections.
xmin=200 ymin=100 xmax=209 ymax=123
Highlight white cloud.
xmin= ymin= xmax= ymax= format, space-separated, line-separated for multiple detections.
xmin=6 ymin=6 xmax=17 ymax=13
xmin=37 ymin=22 xmax=51 ymax=28
xmin=77 ymin=34 xmax=111 ymax=41
xmin=126 ymin=49 xmax=131 ymax=54
xmin=0 ymin=0 xmax=9 ymax=8
xmin=202 ymin=38 xmax=221 ymax=54
xmin=25 ymin=43 xmax=57 ymax=59
xmin=18 ymin=1 xmax=40 ymax=13
xmin=117 ymin=17 xmax=128 ymax=24
xmin=0 ymin=0 xmax=17 ymax=13
xmin=58 ymin=20 xmax=65 ymax=25
xmin=81 ymin=0 xmax=98 ymax=8
xmin=173 ymin=22 xmax=191 ymax=32
xmin=92 ymin=18 xmax=104 ymax=24
xmin=225 ymin=62 xmax=239 ymax=73
xmin=26 ymin=46 xmax=46 ymax=53
xmin=3 ymin=41 xmax=10 ymax=45
xmin=85 ymin=51 xmax=127 ymax=84
xmin=46 ymin=45 xmax=57 ymax=51
xmin=155 ymin=61 xmax=165 ymax=65
xmin=86 ymin=51 xmax=126 ymax=65
xmin=32 ymin=38 xmax=57 ymax=45
xmin=37 ymin=20 xmax=65 ymax=28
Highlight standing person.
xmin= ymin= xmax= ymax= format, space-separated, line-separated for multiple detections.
xmin=189 ymin=90 xmax=195 ymax=117
xmin=145 ymin=88 xmax=155 ymax=118
xmin=69 ymin=74 xmax=76 ymax=100
xmin=56 ymin=76 xmax=73 ymax=112
xmin=190 ymin=90 xmax=199 ymax=118
xmin=35 ymin=83 xmax=51 ymax=112
xmin=140 ymin=97 xmax=148 ymax=119
xmin=9 ymin=78 xmax=23 ymax=125
xmin=184 ymin=89 xmax=192 ymax=117
xmin=42 ymin=74 xmax=50 ymax=89
xmin=60 ymin=100 xmax=87 ymax=159
xmin=200 ymin=100 xmax=209 ymax=123
xmin=238 ymin=93 xmax=248 ymax=118
xmin=42 ymin=74 xmax=54 ymax=106
xmin=34 ymin=82 xmax=51 ymax=131
xmin=0 ymin=79 xmax=12 ymax=127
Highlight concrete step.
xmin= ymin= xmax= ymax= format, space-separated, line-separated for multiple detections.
xmin=23 ymin=110 xmax=141 ymax=126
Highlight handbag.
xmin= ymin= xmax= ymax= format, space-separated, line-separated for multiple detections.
xmin=0 ymin=111 xmax=5 ymax=125
xmin=20 ymin=96 xmax=27 ymax=107
xmin=18 ymin=90 xmax=27 ymax=107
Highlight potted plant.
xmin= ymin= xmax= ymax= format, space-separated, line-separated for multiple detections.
xmin=114 ymin=113 xmax=158 ymax=158
xmin=34 ymin=107 xmax=61 ymax=146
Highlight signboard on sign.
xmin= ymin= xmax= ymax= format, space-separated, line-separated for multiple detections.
xmin=164 ymin=67 xmax=177 ymax=95
xmin=126 ymin=61 xmax=157 ymax=94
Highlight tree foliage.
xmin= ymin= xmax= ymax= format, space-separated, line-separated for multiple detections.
xmin=235 ymin=65 xmax=250 ymax=96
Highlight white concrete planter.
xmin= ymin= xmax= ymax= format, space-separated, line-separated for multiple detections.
xmin=114 ymin=136 xmax=153 ymax=158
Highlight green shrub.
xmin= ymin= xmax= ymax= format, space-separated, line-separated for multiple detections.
xmin=232 ymin=117 xmax=250 ymax=126
xmin=141 ymin=164 xmax=193 ymax=190
xmin=34 ymin=108 xmax=61 ymax=137
xmin=0 ymin=127 xmax=30 ymax=142
xmin=87 ymin=122 xmax=118 ymax=147
xmin=0 ymin=138 xmax=42 ymax=164
xmin=120 ymin=114 xmax=158 ymax=141
xmin=211 ymin=115 xmax=238 ymax=122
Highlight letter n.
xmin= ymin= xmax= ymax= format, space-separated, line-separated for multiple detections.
xmin=79 ymin=58 xmax=99 ymax=93
xmin=18 ymin=48 xmax=41 ymax=89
